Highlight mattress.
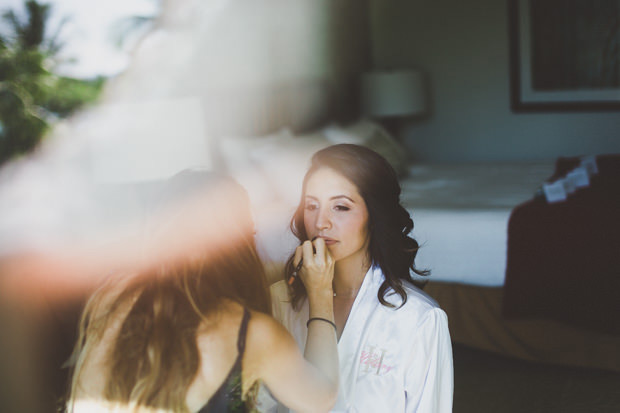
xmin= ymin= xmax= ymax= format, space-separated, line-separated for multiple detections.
xmin=402 ymin=161 xmax=554 ymax=286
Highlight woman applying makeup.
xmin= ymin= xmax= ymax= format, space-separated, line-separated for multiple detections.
xmin=65 ymin=170 xmax=339 ymax=413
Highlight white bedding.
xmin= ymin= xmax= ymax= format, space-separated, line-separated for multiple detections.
xmin=411 ymin=208 xmax=515 ymax=286
xmin=403 ymin=162 xmax=554 ymax=286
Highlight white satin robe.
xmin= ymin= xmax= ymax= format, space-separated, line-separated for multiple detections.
xmin=260 ymin=266 xmax=453 ymax=413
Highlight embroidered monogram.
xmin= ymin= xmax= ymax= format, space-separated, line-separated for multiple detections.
xmin=359 ymin=345 xmax=395 ymax=376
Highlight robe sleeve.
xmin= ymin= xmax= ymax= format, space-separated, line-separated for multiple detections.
xmin=405 ymin=307 xmax=453 ymax=413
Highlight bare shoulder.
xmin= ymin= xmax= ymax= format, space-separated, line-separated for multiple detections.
xmin=236 ymin=308 xmax=301 ymax=396
xmin=246 ymin=309 xmax=292 ymax=347
xmin=194 ymin=303 xmax=282 ymax=357
xmin=195 ymin=300 xmax=245 ymax=335
xmin=243 ymin=310 xmax=299 ymax=371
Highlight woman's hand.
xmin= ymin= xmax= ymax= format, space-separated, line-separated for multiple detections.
xmin=293 ymin=237 xmax=334 ymax=299
xmin=291 ymin=237 xmax=338 ymax=400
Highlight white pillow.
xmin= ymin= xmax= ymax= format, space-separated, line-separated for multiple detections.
xmin=217 ymin=128 xmax=331 ymax=206
xmin=249 ymin=130 xmax=331 ymax=207
xmin=216 ymin=129 xmax=292 ymax=208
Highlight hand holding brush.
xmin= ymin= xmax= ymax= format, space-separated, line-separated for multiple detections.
xmin=288 ymin=236 xmax=318 ymax=285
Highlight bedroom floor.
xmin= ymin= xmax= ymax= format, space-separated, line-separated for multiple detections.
xmin=453 ymin=343 xmax=620 ymax=413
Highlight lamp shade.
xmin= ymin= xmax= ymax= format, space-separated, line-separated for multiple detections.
xmin=361 ymin=70 xmax=427 ymax=117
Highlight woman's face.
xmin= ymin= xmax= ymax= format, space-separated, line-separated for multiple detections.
xmin=303 ymin=167 xmax=370 ymax=264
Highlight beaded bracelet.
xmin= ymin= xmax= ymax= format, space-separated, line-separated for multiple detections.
xmin=306 ymin=317 xmax=337 ymax=332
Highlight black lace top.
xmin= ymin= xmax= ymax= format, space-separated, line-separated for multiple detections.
xmin=198 ymin=308 xmax=255 ymax=412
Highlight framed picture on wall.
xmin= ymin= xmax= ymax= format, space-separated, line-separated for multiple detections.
xmin=509 ymin=0 xmax=620 ymax=112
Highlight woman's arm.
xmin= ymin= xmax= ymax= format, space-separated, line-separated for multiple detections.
xmin=297 ymin=238 xmax=338 ymax=385
xmin=246 ymin=238 xmax=338 ymax=412
xmin=245 ymin=312 xmax=338 ymax=412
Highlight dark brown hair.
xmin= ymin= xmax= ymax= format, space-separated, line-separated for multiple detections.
xmin=285 ymin=144 xmax=428 ymax=310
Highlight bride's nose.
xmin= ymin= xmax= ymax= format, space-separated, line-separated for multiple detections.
xmin=315 ymin=207 xmax=331 ymax=231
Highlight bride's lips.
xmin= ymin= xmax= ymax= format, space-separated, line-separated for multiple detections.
xmin=317 ymin=236 xmax=337 ymax=246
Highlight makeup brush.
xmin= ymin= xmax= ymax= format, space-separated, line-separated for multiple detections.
xmin=288 ymin=236 xmax=317 ymax=285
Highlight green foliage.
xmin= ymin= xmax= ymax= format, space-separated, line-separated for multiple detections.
xmin=0 ymin=0 xmax=106 ymax=166
xmin=3 ymin=0 xmax=50 ymax=49
xmin=42 ymin=76 xmax=105 ymax=117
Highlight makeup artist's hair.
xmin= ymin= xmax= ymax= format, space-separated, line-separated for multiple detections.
xmin=285 ymin=144 xmax=429 ymax=310
xmin=67 ymin=170 xmax=270 ymax=412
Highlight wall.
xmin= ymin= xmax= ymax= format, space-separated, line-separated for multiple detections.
xmin=371 ymin=0 xmax=620 ymax=162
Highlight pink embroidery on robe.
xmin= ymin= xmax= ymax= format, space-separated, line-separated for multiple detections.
xmin=360 ymin=345 xmax=395 ymax=376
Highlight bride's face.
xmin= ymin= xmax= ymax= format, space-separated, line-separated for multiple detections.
xmin=302 ymin=167 xmax=370 ymax=264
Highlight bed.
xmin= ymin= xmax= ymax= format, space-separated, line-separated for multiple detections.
xmin=403 ymin=158 xmax=620 ymax=374
xmin=217 ymin=121 xmax=620 ymax=374
xmin=402 ymin=161 xmax=554 ymax=287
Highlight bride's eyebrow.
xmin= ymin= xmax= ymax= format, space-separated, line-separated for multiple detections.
xmin=304 ymin=194 xmax=356 ymax=203
xmin=330 ymin=195 xmax=355 ymax=203
xmin=305 ymin=194 xmax=355 ymax=202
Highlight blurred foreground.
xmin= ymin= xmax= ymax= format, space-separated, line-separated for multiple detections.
xmin=0 ymin=0 xmax=366 ymax=410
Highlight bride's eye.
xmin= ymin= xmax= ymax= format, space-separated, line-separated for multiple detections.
xmin=334 ymin=205 xmax=350 ymax=212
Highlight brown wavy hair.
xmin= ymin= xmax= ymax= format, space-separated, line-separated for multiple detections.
xmin=67 ymin=171 xmax=271 ymax=412
xmin=285 ymin=144 xmax=428 ymax=310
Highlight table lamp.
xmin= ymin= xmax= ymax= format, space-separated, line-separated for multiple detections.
xmin=361 ymin=70 xmax=427 ymax=118
xmin=361 ymin=70 xmax=428 ymax=139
